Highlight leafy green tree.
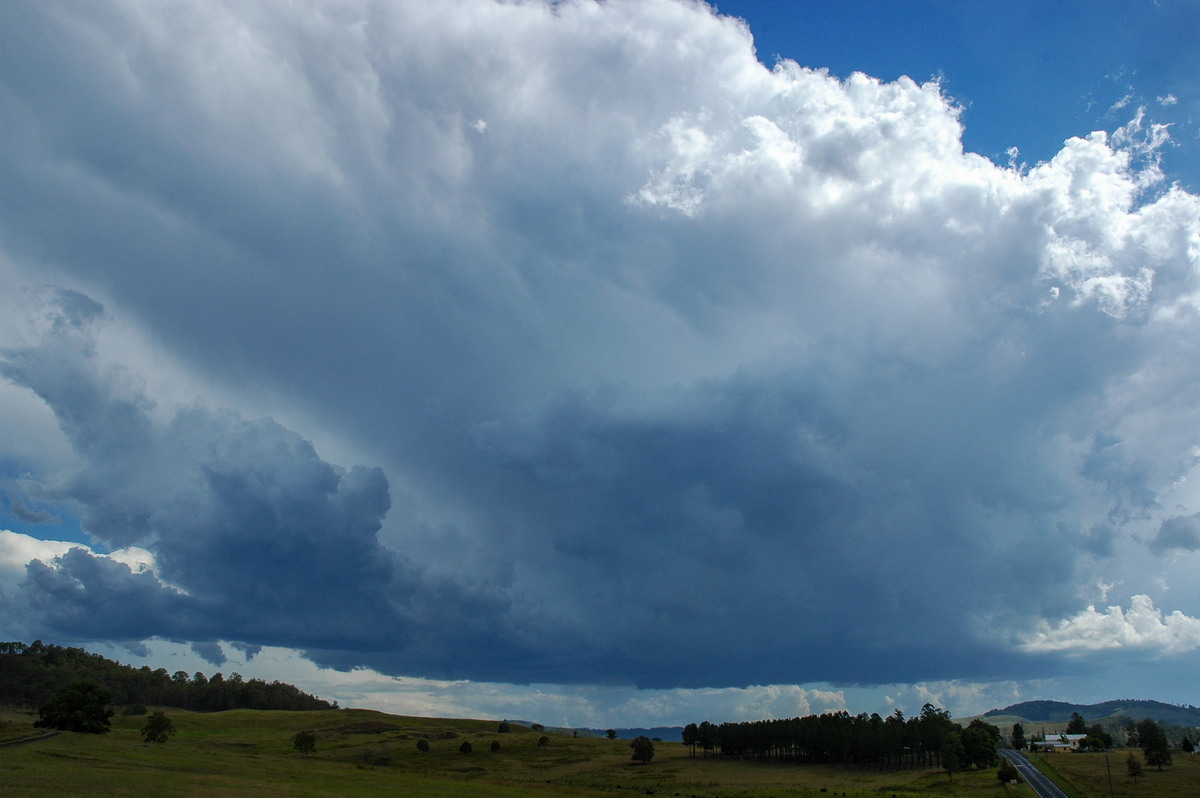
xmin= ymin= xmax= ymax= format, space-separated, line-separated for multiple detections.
xmin=940 ymin=730 xmax=965 ymax=779
xmin=1138 ymin=719 xmax=1172 ymax=770
xmin=34 ymin=681 xmax=114 ymax=734
xmin=1127 ymin=752 xmax=1143 ymax=780
xmin=141 ymin=710 xmax=176 ymax=743
xmin=459 ymin=740 xmax=473 ymax=754
xmin=1182 ymin=735 xmax=1194 ymax=754
xmin=292 ymin=730 xmax=316 ymax=756
xmin=537 ymin=736 xmax=549 ymax=747
xmin=697 ymin=720 xmax=717 ymax=757
xmin=497 ymin=721 xmax=511 ymax=733
xmin=998 ymin=758 xmax=1020 ymax=783
xmin=963 ymin=719 xmax=1000 ymax=768
xmin=1083 ymin=723 xmax=1112 ymax=750
xmin=530 ymin=723 xmax=544 ymax=732
xmin=1011 ymin=722 xmax=1026 ymax=750
xmin=631 ymin=735 xmax=655 ymax=764
xmin=682 ymin=722 xmax=699 ymax=757
xmin=416 ymin=738 xmax=429 ymax=752
xmin=1066 ymin=712 xmax=1087 ymax=734
xmin=605 ymin=728 xmax=617 ymax=740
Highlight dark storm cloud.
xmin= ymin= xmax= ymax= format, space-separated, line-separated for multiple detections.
xmin=1151 ymin=513 xmax=1200 ymax=554
xmin=2 ymin=0 xmax=1200 ymax=694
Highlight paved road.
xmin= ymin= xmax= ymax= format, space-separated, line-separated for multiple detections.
xmin=999 ymin=749 xmax=1071 ymax=798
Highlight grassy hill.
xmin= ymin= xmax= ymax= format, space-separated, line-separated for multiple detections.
xmin=1 ymin=705 xmax=1022 ymax=797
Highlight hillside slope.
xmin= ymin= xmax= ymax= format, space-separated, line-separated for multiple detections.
xmin=984 ymin=699 xmax=1200 ymax=726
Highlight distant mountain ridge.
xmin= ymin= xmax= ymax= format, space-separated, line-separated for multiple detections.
xmin=985 ymin=699 xmax=1200 ymax=726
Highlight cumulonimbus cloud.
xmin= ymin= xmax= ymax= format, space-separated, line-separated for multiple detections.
xmin=1 ymin=0 xmax=1199 ymax=691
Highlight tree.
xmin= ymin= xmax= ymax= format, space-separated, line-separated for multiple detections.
xmin=630 ymin=735 xmax=655 ymax=764
xmin=1083 ymin=723 xmax=1112 ymax=750
xmin=1011 ymin=722 xmax=1026 ymax=750
xmin=1138 ymin=719 xmax=1172 ymax=770
xmin=940 ymin=730 xmax=965 ymax=780
xmin=459 ymin=740 xmax=473 ymax=754
xmin=1182 ymin=735 xmax=1194 ymax=754
xmin=537 ymin=736 xmax=549 ymax=747
xmin=293 ymin=730 xmax=317 ymax=756
xmin=497 ymin=721 xmax=511 ymax=733
xmin=416 ymin=738 xmax=429 ymax=752
xmin=1066 ymin=712 xmax=1087 ymax=734
xmin=490 ymin=740 xmax=502 ymax=752
xmin=963 ymin=719 xmax=1000 ymax=768
xmin=1127 ymin=752 xmax=1144 ymax=780
xmin=34 ymin=681 xmax=114 ymax=734
xmin=141 ymin=710 xmax=176 ymax=743
xmin=697 ymin=720 xmax=717 ymax=757
xmin=998 ymin=758 xmax=1020 ymax=783
xmin=530 ymin=723 xmax=545 ymax=732
xmin=682 ymin=722 xmax=699 ymax=757
xmin=605 ymin=728 xmax=617 ymax=740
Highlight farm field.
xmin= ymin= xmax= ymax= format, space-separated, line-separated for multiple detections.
xmin=1025 ymin=748 xmax=1200 ymax=798
xmin=1 ymin=707 xmax=1029 ymax=797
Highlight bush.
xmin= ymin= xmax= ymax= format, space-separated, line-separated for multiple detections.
xmin=416 ymin=738 xmax=430 ymax=752
xmin=631 ymin=735 xmax=655 ymax=764
xmin=292 ymin=730 xmax=317 ymax=756
xmin=997 ymin=758 xmax=1019 ymax=782
xmin=490 ymin=740 xmax=501 ymax=752
xmin=459 ymin=740 xmax=473 ymax=754
xmin=141 ymin=710 xmax=176 ymax=743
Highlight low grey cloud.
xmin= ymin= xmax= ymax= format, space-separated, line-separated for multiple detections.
xmin=2 ymin=0 xmax=1200 ymax=699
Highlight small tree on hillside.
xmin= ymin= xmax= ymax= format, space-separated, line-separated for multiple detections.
xmin=497 ymin=721 xmax=511 ymax=733
xmin=1066 ymin=712 xmax=1087 ymax=734
xmin=606 ymin=728 xmax=617 ymax=740
xmin=141 ymin=710 xmax=176 ymax=743
xmin=997 ymin=758 xmax=1020 ymax=783
xmin=416 ymin=738 xmax=430 ymax=752
xmin=459 ymin=740 xmax=473 ymax=754
xmin=1011 ymin=722 xmax=1026 ymax=750
xmin=1127 ymin=752 xmax=1144 ymax=780
xmin=631 ymin=735 xmax=655 ymax=764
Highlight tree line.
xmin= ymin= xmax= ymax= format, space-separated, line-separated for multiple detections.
xmin=682 ymin=704 xmax=1000 ymax=772
xmin=0 ymin=641 xmax=336 ymax=712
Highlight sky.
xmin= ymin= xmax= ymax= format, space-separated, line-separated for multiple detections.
xmin=1 ymin=0 xmax=1199 ymax=729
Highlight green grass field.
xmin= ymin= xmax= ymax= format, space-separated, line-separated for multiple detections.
xmin=1025 ymin=748 xmax=1200 ymax=798
xmin=1 ymin=706 xmax=1031 ymax=797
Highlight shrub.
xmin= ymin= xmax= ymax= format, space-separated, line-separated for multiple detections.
xmin=141 ymin=710 xmax=176 ymax=743
xmin=292 ymin=730 xmax=317 ymax=756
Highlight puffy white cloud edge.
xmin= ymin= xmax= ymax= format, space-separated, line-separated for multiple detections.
xmin=1022 ymin=594 xmax=1200 ymax=654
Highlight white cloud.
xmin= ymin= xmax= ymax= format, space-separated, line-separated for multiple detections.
xmin=1022 ymin=595 xmax=1200 ymax=655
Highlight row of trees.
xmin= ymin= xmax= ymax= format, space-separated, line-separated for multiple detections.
xmin=682 ymin=704 xmax=999 ymax=771
xmin=1 ymin=641 xmax=336 ymax=712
